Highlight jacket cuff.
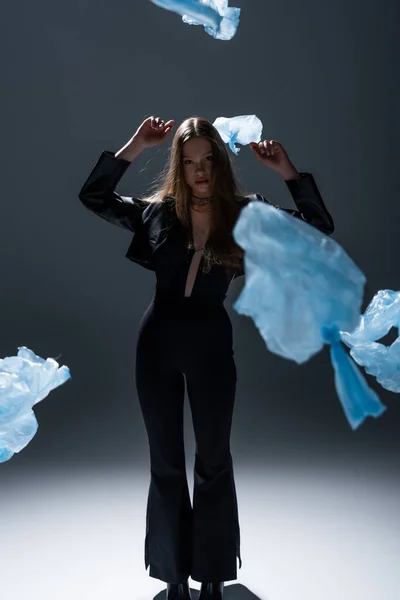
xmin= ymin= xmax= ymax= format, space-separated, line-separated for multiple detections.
xmin=96 ymin=150 xmax=131 ymax=180
xmin=285 ymin=172 xmax=324 ymax=213
xmin=103 ymin=150 xmax=132 ymax=166
xmin=102 ymin=149 xmax=132 ymax=171
xmin=80 ymin=150 xmax=132 ymax=193
xmin=284 ymin=172 xmax=314 ymax=195
xmin=285 ymin=172 xmax=334 ymax=234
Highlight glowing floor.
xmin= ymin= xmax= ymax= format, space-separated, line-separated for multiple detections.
xmin=1 ymin=461 xmax=399 ymax=600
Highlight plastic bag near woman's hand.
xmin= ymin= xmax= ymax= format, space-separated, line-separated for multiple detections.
xmin=213 ymin=115 xmax=263 ymax=154
xmin=150 ymin=0 xmax=240 ymax=40
xmin=233 ymin=201 xmax=392 ymax=430
xmin=0 ymin=347 xmax=70 ymax=462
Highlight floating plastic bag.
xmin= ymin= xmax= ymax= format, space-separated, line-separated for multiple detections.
xmin=233 ymin=200 xmax=388 ymax=429
xmin=0 ymin=347 xmax=71 ymax=462
xmin=149 ymin=0 xmax=240 ymax=40
xmin=213 ymin=114 xmax=263 ymax=154
xmin=341 ymin=290 xmax=400 ymax=393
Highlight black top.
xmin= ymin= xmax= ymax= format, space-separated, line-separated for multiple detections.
xmin=151 ymin=219 xmax=236 ymax=303
xmin=78 ymin=151 xmax=335 ymax=306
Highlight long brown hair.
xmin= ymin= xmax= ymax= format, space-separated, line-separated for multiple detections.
xmin=144 ymin=116 xmax=246 ymax=273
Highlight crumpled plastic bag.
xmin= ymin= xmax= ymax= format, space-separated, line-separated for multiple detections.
xmin=232 ymin=200 xmax=388 ymax=430
xmin=150 ymin=0 xmax=240 ymax=40
xmin=341 ymin=290 xmax=400 ymax=393
xmin=0 ymin=347 xmax=71 ymax=462
xmin=213 ymin=114 xmax=263 ymax=154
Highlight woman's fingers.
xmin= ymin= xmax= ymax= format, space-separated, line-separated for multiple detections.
xmin=149 ymin=116 xmax=162 ymax=130
xmin=262 ymin=140 xmax=274 ymax=156
xmin=133 ymin=116 xmax=174 ymax=148
xmin=163 ymin=119 xmax=175 ymax=136
xmin=269 ymin=140 xmax=275 ymax=155
xmin=249 ymin=143 xmax=264 ymax=163
xmin=149 ymin=116 xmax=175 ymax=133
xmin=250 ymin=141 xmax=266 ymax=155
xmin=250 ymin=139 xmax=279 ymax=156
xmin=249 ymin=142 xmax=260 ymax=153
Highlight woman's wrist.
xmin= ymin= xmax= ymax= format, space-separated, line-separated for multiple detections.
xmin=115 ymin=137 xmax=147 ymax=162
xmin=279 ymin=164 xmax=301 ymax=181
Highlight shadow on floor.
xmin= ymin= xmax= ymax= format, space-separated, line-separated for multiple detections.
xmin=154 ymin=583 xmax=265 ymax=600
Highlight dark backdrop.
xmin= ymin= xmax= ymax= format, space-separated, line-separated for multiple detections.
xmin=1 ymin=0 xmax=399 ymax=472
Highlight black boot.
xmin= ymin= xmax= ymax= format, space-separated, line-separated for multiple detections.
xmin=198 ymin=582 xmax=224 ymax=600
xmin=166 ymin=579 xmax=192 ymax=600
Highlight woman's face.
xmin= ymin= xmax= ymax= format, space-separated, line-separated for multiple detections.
xmin=182 ymin=136 xmax=213 ymax=198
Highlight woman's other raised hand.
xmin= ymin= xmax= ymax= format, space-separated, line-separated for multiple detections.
xmin=116 ymin=116 xmax=175 ymax=162
xmin=249 ymin=139 xmax=299 ymax=181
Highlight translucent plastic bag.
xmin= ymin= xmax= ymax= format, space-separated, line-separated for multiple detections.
xmin=341 ymin=290 xmax=400 ymax=393
xmin=213 ymin=114 xmax=263 ymax=154
xmin=233 ymin=200 xmax=390 ymax=429
xmin=0 ymin=347 xmax=70 ymax=462
xmin=150 ymin=0 xmax=240 ymax=40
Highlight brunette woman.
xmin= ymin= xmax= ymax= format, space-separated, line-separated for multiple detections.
xmin=78 ymin=115 xmax=334 ymax=600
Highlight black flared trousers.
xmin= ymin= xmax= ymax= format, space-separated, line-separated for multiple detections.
xmin=135 ymin=294 xmax=242 ymax=584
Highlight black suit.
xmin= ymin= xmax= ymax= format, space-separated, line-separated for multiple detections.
xmin=79 ymin=151 xmax=334 ymax=583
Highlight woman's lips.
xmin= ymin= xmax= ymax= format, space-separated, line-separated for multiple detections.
xmin=196 ymin=179 xmax=208 ymax=184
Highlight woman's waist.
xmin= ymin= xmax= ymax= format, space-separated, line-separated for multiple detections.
xmin=140 ymin=293 xmax=233 ymax=342
xmin=150 ymin=292 xmax=232 ymax=323
xmin=152 ymin=291 xmax=225 ymax=308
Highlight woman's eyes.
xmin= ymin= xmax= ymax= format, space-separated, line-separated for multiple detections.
xmin=183 ymin=156 xmax=213 ymax=165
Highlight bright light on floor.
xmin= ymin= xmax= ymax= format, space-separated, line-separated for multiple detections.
xmin=1 ymin=462 xmax=399 ymax=600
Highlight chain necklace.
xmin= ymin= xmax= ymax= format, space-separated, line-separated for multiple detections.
xmin=191 ymin=194 xmax=213 ymax=212
xmin=192 ymin=194 xmax=213 ymax=202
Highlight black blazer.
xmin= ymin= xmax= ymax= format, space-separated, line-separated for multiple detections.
xmin=78 ymin=151 xmax=335 ymax=276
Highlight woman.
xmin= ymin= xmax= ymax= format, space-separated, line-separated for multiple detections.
xmin=78 ymin=116 xmax=334 ymax=600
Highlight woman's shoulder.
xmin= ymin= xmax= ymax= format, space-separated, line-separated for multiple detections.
xmin=140 ymin=194 xmax=175 ymax=213
xmin=144 ymin=194 xmax=176 ymax=208
xmin=140 ymin=194 xmax=177 ymax=228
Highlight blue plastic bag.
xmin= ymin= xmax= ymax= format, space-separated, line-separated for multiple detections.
xmin=150 ymin=0 xmax=240 ymax=40
xmin=341 ymin=290 xmax=400 ymax=393
xmin=213 ymin=114 xmax=263 ymax=154
xmin=233 ymin=200 xmax=389 ymax=429
xmin=0 ymin=347 xmax=71 ymax=462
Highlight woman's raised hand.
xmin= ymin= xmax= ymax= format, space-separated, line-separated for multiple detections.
xmin=115 ymin=116 xmax=175 ymax=162
xmin=249 ymin=139 xmax=299 ymax=180
xmin=133 ymin=116 xmax=175 ymax=149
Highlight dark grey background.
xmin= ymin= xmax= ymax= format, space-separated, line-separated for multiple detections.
xmin=1 ymin=0 xmax=399 ymax=472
